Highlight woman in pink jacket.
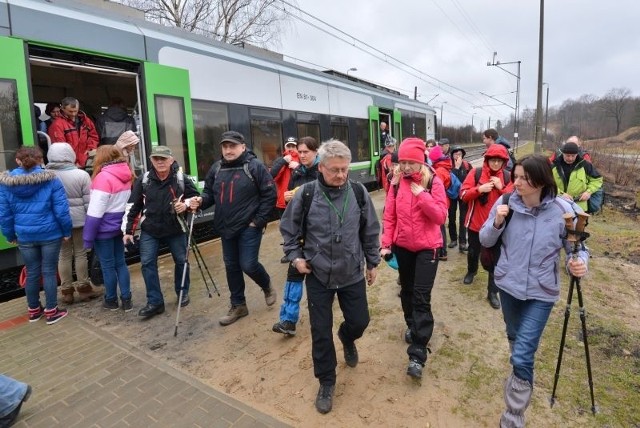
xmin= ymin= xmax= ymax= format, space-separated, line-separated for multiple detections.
xmin=380 ymin=137 xmax=448 ymax=380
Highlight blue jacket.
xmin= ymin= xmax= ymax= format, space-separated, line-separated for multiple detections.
xmin=0 ymin=166 xmax=72 ymax=243
xmin=479 ymin=192 xmax=588 ymax=302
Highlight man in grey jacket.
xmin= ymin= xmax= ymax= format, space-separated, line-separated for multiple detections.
xmin=279 ymin=140 xmax=380 ymax=415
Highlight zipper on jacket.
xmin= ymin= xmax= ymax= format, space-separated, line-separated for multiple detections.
xmin=229 ymin=180 xmax=234 ymax=203
xmin=219 ymin=181 xmax=225 ymax=204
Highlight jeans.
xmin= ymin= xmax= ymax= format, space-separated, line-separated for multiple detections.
xmin=395 ymin=245 xmax=438 ymax=365
xmin=0 ymin=374 xmax=28 ymax=418
xmin=139 ymin=231 xmax=189 ymax=306
xmin=19 ymin=239 xmax=62 ymax=310
xmin=500 ymin=291 xmax=554 ymax=384
xmin=94 ymin=235 xmax=131 ymax=302
xmin=58 ymin=227 xmax=89 ymax=290
xmin=221 ymin=226 xmax=270 ymax=306
xmin=306 ymin=274 xmax=369 ymax=385
xmin=447 ymin=198 xmax=468 ymax=244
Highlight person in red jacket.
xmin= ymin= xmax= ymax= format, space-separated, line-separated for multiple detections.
xmin=428 ymin=144 xmax=452 ymax=260
xmin=380 ymin=137 xmax=448 ymax=381
xmin=270 ymin=137 xmax=300 ymax=218
xmin=460 ymin=143 xmax=513 ymax=309
xmin=48 ymin=97 xmax=99 ymax=168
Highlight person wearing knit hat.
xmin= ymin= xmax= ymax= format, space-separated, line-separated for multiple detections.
xmin=381 ymin=136 xmax=448 ymax=381
xmin=459 ymin=143 xmax=513 ymax=310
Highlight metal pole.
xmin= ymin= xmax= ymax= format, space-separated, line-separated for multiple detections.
xmin=440 ymin=104 xmax=444 ymax=140
xmin=533 ymin=0 xmax=545 ymax=153
xmin=515 ymin=61 xmax=521 ymax=153
xmin=471 ymin=115 xmax=475 ymax=144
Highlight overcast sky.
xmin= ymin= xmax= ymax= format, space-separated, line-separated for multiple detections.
xmin=276 ymin=0 xmax=640 ymax=128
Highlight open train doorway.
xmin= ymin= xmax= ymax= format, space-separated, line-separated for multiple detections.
xmin=28 ymin=46 xmax=145 ymax=175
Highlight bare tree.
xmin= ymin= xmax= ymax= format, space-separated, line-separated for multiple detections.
xmin=117 ymin=0 xmax=292 ymax=47
xmin=601 ymin=87 xmax=631 ymax=135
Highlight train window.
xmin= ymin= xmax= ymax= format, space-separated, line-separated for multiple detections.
xmin=400 ymin=109 xmax=413 ymax=138
xmin=330 ymin=117 xmax=349 ymax=143
xmin=250 ymin=108 xmax=282 ymax=167
xmin=414 ymin=112 xmax=427 ymax=140
xmin=353 ymin=118 xmax=371 ymax=162
xmin=296 ymin=123 xmax=320 ymax=143
xmin=192 ymin=100 xmax=228 ymax=179
xmin=155 ymin=96 xmax=190 ymax=173
xmin=0 ymin=80 xmax=21 ymax=171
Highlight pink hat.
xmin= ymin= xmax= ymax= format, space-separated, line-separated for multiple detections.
xmin=398 ymin=137 xmax=426 ymax=164
xmin=428 ymin=145 xmax=444 ymax=163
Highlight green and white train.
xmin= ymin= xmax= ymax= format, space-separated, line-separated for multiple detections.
xmin=0 ymin=0 xmax=436 ymax=291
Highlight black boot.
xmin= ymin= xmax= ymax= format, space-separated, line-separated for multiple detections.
xmin=463 ymin=272 xmax=475 ymax=284
xmin=488 ymin=292 xmax=501 ymax=309
xmin=138 ymin=303 xmax=165 ymax=318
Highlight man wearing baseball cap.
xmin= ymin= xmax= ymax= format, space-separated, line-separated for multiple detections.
xmin=193 ymin=131 xmax=277 ymax=326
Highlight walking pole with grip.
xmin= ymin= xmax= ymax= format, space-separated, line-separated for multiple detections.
xmin=550 ymin=212 xmax=597 ymax=415
xmin=174 ymin=212 xmax=196 ymax=337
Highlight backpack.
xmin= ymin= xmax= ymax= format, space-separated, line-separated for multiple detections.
xmin=479 ymin=193 xmax=513 ymax=272
xmin=142 ymin=169 xmax=185 ymax=194
xmin=299 ymin=179 xmax=367 ymax=244
xmin=212 ymin=160 xmax=254 ymax=184
xmin=474 ymin=167 xmax=511 ymax=187
xmin=446 ymin=172 xmax=462 ymax=199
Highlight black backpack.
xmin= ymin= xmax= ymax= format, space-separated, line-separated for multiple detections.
xmin=479 ymin=193 xmax=513 ymax=272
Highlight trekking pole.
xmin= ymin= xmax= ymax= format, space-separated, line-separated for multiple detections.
xmin=550 ymin=212 xmax=597 ymax=414
xmin=190 ymin=239 xmax=220 ymax=297
xmin=174 ymin=212 xmax=196 ymax=337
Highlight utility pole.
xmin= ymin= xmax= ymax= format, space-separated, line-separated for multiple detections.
xmin=533 ymin=0 xmax=545 ymax=153
xmin=414 ymin=86 xmax=418 ymax=101
xmin=544 ymin=83 xmax=550 ymax=146
xmin=439 ymin=102 xmax=447 ymax=140
xmin=471 ymin=113 xmax=476 ymax=144
xmin=487 ymin=54 xmax=521 ymax=153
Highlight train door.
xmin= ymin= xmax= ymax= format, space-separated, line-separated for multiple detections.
xmin=141 ymin=62 xmax=197 ymax=179
xmin=392 ymin=109 xmax=402 ymax=142
xmin=0 ymin=37 xmax=32 ymax=269
xmin=368 ymin=106 xmax=380 ymax=176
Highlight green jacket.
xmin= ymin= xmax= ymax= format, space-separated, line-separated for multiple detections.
xmin=551 ymin=157 xmax=603 ymax=211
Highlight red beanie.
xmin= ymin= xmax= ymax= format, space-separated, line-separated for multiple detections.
xmin=398 ymin=137 xmax=426 ymax=164
xmin=428 ymin=145 xmax=444 ymax=163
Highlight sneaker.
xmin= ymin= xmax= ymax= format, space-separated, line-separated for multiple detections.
xmin=121 ymin=298 xmax=133 ymax=312
xmin=339 ymin=331 xmax=358 ymax=368
xmin=459 ymin=243 xmax=468 ymax=253
xmin=463 ymin=272 xmax=475 ymax=285
xmin=263 ymin=286 xmax=277 ymax=306
xmin=448 ymin=241 xmax=458 ymax=248
xmin=407 ymin=359 xmax=423 ymax=379
xmin=315 ymin=384 xmax=335 ymax=414
xmin=272 ymin=320 xmax=297 ymax=336
xmin=28 ymin=306 xmax=44 ymax=322
xmin=103 ymin=299 xmax=119 ymax=311
xmin=219 ymin=304 xmax=249 ymax=326
xmin=44 ymin=307 xmax=68 ymax=325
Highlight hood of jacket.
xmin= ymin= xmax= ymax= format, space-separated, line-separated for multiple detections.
xmin=0 ymin=167 xmax=58 ymax=198
xmin=99 ymin=161 xmax=132 ymax=185
xmin=46 ymin=142 xmax=77 ymax=165
xmin=484 ymin=143 xmax=510 ymax=167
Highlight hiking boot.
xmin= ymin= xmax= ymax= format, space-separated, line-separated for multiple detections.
xmin=121 ymin=298 xmax=133 ymax=312
xmin=439 ymin=249 xmax=448 ymax=261
xmin=488 ymin=292 xmax=501 ymax=310
xmin=76 ymin=283 xmax=104 ymax=302
xmin=179 ymin=293 xmax=190 ymax=308
xmin=280 ymin=256 xmax=289 ymax=264
xmin=463 ymin=272 xmax=475 ymax=285
xmin=103 ymin=299 xmax=119 ymax=311
xmin=448 ymin=240 xmax=458 ymax=248
xmin=219 ymin=304 xmax=249 ymax=326
xmin=138 ymin=303 xmax=165 ymax=318
xmin=459 ymin=243 xmax=468 ymax=253
xmin=61 ymin=287 xmax=75 ymax=305
xmin=263 ymin=286 xmax=277 ymax=306
xmin=339 ymin=331 xmax=358 ymax=368
xmin=315 ymin=384 xmax=335 ymax=414
xmin=272 ymin=320 xmax=296 ymax=336
xmin=44 ymin=307 xmax=68 ymax=325
xmin=407 ymin=359 xmax=423 ymax=379
xmin=404 ymin=328 xmax=412 ymax=344
xmin=28 ymin=306 xmax=44 ymax=322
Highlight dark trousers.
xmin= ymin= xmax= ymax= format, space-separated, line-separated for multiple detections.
xmin=467 ymin=230 xmax=498 ymax=295
xmin=447 ymin=199 xmax=468 ymax=244
xmin=306 ymin=274 xmax=369 ymax=385
xmin=395 ymin=246 xmax=438 ymax=365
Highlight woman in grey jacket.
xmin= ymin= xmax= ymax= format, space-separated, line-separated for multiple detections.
xmin=479 ymin=155 xmax=588 ymax=428
xmin=46 ymin=143 xmax=103 ymax=304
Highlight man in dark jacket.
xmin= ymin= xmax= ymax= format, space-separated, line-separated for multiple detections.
xmin=279 ymin=139 xmax=380 ymax=414
xmin=193 ymin=131 xmax=277 ymax=326
xmin=448 ymin=145 xmax=472 ymax=252
xmin=95 ymin=97 xmax=137 ymax=146
xmin=124 ymin=146 xmax=200 ymax=318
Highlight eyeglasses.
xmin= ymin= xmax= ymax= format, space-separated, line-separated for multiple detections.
xmin=325 ymin=167 xmax=349 ymax=175
xmin=487 ymin=158 xmax=504 ymax=163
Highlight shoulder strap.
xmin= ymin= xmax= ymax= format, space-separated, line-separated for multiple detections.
xmin=474 ymin=167 xmax=482 ymax=185
xmin=349 ymin=180 xmax=366 ymax=209
xmin=214 ymin=161 xmax=255 ymax=183
xmin=142 ymin=170 xmax=185 ymax=194
xmin=503 ymin=192 xmax=514 ymax=227
xmin=299 ymin=181 xmax=317 ymax=244
xmin=503 ymin=169 xmax=511 ymax=185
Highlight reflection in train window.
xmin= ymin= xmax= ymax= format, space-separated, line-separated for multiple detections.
xmin=193 ymin=100 xmax=228 ymax=179
xmin=155 ymin=96 xmax=190 ymax=173
xmin=331 ymin=117 xmax=349 ymax=144
xmin=0 ymin=80 xmax=22 ymax=171
xmin=250 ymin=108 xmax=282 ymax=167
xmin=353 ymin=118 xmax=370 ymax=162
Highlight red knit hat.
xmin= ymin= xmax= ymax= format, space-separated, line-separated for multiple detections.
xmin=428 ymin=145 xmax=444 ymax=163
xmin=398 ymin=137 xmax=426 ymax=164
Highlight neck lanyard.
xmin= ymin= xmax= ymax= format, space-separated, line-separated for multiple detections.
xmin=322 ymin=189 xmax=350 ymax=226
